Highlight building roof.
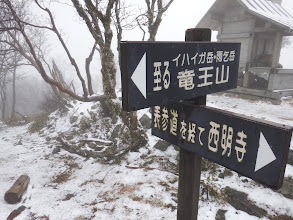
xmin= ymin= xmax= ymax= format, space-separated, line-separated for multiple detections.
xmin=196 ymin=0 xmax=293 ymax=34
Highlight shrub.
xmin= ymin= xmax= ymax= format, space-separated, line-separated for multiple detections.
xmin=40 ymin=89 xmax=67 ymax=113
xmin=79 ymin=116 xmax=91 ymax=132
xmin=29 ymin=113 xmax=48 ymax=133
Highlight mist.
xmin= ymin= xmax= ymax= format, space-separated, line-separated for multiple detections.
xmin=1 ymin=0 xmax=293 ymax=119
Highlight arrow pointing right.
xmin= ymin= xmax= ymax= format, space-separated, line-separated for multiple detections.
xmin=254 ymin=132 xmax=277 ymax=172
xmin=131 ymin=53 xmax=147 ymax=99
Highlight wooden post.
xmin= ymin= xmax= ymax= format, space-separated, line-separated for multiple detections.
xmin=177 ymin=28 xmax=211 ymax=220
xmin=4 ymin=175 xmax=30 ymax=204
xmin=271 ymin=32 xmax=282 ymax=69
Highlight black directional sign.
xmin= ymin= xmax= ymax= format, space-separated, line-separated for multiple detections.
xmin=120 ymin=41 xmax=241 ymax=111
xmin=152 ymin=102 xmax=292 ymax=189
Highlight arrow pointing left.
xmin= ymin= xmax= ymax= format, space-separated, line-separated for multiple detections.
xmin=131 ymin=53 xmax=147 ymax=99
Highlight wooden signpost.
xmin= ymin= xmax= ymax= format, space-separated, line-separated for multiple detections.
xmin=120 ymin=40 xmax=241 ymax=111
xmin=177 ymin=28 xmax=210 ymax=220
xmin=152 ymin=103 xmax=292 ymax=189
xmin=120 ymin=28 xmax=293 ymax=220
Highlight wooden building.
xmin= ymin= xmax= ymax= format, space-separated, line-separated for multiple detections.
xmin=197 ymin=0 xmax=293 ymax=99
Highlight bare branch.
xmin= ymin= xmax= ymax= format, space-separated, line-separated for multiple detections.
xmin=34 ymin=0 xmax=89 ymax=98
xmin=139 ymin=0 xmax=175 ymax=41
xmin=19 ymin=20 xmax=53 ymax=31
xmin=85 ymin=43 xmax=97 ymax=95
xmin=136 ymin=17 xmax=146 ymax=41
xmin=71 ymin=0 xmax=105 ymax=48
xmin=0 ymin=0 xmax=107 ymax=103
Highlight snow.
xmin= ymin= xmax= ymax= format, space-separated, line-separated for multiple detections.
xmin=207 ymin=94 xmax=293 ymax=150
xmin=1 ymin=93 xmax=293 ymax=219
xmin=240 ymin=0 xmax=293 ymax=32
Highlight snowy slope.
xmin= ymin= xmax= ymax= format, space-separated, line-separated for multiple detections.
xmin=0 ymin=93 xmax=293 ymax=220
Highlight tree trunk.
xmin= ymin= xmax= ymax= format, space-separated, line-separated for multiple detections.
xmin=11 ymin=64 xmax=16 ymax=119
xmin=71 ymin=0 xmax=148 ymax=150
xmin=115 ymin=0 xmax=123 ymax=65
xmin=121 ymin=111 xmax=148 ymax=151
xmin=0 ymin=78 xmax=6 ymax=120
xmin=100 ymin=46 xmax=148 ymax=149
xmin=1 ymin=95 xmax=5 ymax=120
xmin=101 ymin=47 xmax=117 ymax=100
xmin=148 ymin=25 xmax=159 ymax=41
xmin=85 ymin=43 xmax=96 ymax=96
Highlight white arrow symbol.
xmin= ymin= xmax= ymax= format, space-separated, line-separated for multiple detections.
xmin=254 ymin=132 xmax=277 ymax=172
xmin=131 ymin=52 xmax=147 ymax=99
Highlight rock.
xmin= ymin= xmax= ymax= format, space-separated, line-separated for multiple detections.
xmin=70 ymin=116 xmax=78 ymax=124
xmin=16 ymin=140 xmax=22 ymax=145
xmin=224 ymin=187 xmax=267 ymax=218
xmin=218 ymin=173 xmax=225 ymax=179
xmin=287 ymin=150 xmax=293 ymax=165
xmin=46 ymin=137 xmax=51 ymax=142
xmin=215 ymin=209 xmax=227 ymax=220
xmin=139 ymin=114 xmax=151 ymax=130
xmin=278 ymin=177 xmax=293 ymax=200
xmin=91 ymin=104 xmax=99 ymax=109
xmin=218 ymin=169 xmax=233 ymax=179
xmin=154 ymin=140 xmax=171 ymax=152
xmin=80 ymin=116 xmax=91 ymax=131
xmin=52 ymin=146 xmax=60 ymax=154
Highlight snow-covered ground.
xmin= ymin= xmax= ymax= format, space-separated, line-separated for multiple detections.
xmin=0 ymin=93 xmax=293 ymax=220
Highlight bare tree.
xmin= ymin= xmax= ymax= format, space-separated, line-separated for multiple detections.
xmin=0 ymin=42 xmax=15 ymax=119
xmin=72 ymin=0 xmax=147 ymax=150
xmin=70 ymin=0 xmax=175 ymax=149
xmin=71 ymin=0 xmax=118 ymax=101
xmin=0 ymin=0 xmax=105 ymax=103
xmin=137 ymin=0 xmax=174 ymax=41
xmin=1 ymin=0 xmax=149 ymax=149
xmin=0 ymin=59 xmax=8 ymax=119
xmin=10 ymin=49 xmax=22 ymax=119
xmin=47 ymin=60 xmax=74 ymax=101
xmin=0 ymin=77 xmax=7 ymax=119
xmin=0 ymin=46 xmax=26 ymax=120
xmin=112 ymin=0 xmax=136 ymax=61
xmin=85 ymin=43 xmax=97 ymax=96
xmin=0 ymin=21 xmax=31 ymax=119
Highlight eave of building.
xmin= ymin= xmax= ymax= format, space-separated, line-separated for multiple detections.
xmin=196 ymin=0 xmax=293 ymax=36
